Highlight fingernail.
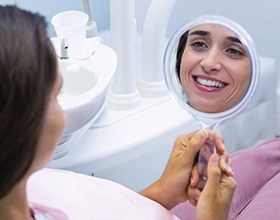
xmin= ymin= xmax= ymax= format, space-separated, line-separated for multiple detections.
xmin=191 ymin=177 xmax=195 ymax=186
xmin=227 ymin=163 xmax=233 ymax=173
xmin=221 ymin=143 xmax=226 ymax=151
xmin=219 ymin=159 xmax=226 ymax=169
xmin=196 ymin=130 xmax=206 ymax=139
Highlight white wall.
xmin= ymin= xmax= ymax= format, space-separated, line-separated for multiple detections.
xmin=1 ymin=0 xmax=279 ymax=81
xmin=2 ymin=0 xmax=279 ymax=65
xmin=133 ymin=0 xmax=280 ymax=70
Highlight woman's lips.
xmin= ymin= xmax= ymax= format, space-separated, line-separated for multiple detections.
xmin=192 ymin=76 xmax=228 ymax=92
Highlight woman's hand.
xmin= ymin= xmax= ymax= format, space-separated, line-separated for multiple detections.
xmin=188 ymin=132 xmax=233 ymax=206
xmin=139 ymin=129 xmax=226 ymax=209
xmin=196 ymin=154 xmax=236 ymax=220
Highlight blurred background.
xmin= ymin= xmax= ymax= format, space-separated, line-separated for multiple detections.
xmin=1 ymin=0 xmax=278 ymax=63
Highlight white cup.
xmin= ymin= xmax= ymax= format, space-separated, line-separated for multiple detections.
xmin=51 ymin=11 xmax=89 ymax=59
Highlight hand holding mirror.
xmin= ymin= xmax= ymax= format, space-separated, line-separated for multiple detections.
xmin=164 ymin=15 xmax=259 ymax=184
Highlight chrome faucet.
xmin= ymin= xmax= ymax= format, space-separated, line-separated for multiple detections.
xmin=60 ymin=39 xmax=69 ymax=59
xmin=83 ymin=0 xmax=98 ymax=37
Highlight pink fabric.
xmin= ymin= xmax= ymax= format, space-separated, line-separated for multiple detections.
xmin=29 ymin=202 xmax=68 ymax=219
xmin=27 ymin=168 xmax=179 ymax=220
xmin=227 ymin=138 xmax=280 ymax=219
xmin=171 ymin=138 xmax=280 ymax=220
xmin=236 ymin=172 xmax=280 ymax=220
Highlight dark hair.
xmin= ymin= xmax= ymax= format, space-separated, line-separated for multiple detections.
xmin=175 ymin=30 xmax=189 ymax=81
xmin=0 ymin=6 xmax=57 ymax=198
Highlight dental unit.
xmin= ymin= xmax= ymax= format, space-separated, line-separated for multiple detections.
xmin=83 ymin=0 xmax=97 ymax=38
xmin=46 ymin=0 xmax=278 ymax=193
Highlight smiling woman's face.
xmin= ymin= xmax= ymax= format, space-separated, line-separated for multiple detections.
xmin=179 ymin=23 xmax=250 ymax=113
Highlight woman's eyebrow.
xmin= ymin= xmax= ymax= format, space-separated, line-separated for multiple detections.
xmin=227 ymin=36 xmax=242 ymax=44
xmin=188 ymin=30 xmax=210 ymax=37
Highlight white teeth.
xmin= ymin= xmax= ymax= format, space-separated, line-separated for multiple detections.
xmin=196 ymin=77 xmax=225 ymax=88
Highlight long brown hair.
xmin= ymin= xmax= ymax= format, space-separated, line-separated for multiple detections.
xmin=176 ymin=30 xmax=189 ymax=81
xmin=0 ymin=6 xmax=57 ymax=198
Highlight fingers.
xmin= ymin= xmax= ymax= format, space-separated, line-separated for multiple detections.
xmin=172 ymin=131 xmax=195 ymax=153
xmin=189 ymin=198 xmax=197 ymax=206
xmin=204 ymin=154 xmax=236 ymax=192
xmin=213 ymin=133 xmax=226 ymax=154
xmin=190 ymin=165 xmax=200 ymax=187
xmin=178 ymin=129 xmax=224 ymax=158
xmin=187 ymin=185 xmax=201 ymax=203
xmin=188 ymin=168 xmax=202 ymax=206
xmin=219 ymin=155 xmax=234 ymax=177
xmin=208 ymin=131 xmax=233 ymax=177
xmin=220 ymin=172 xmax=237 ymax=193
xmin=196 ymin=155 xmax=236 ymax=220
xmin=181 ymin=129 xmax=209 ymax=161
xmin=198 ymin=130 xmax=226 ymax=158
xmin=204 ymin=154 xmax=222 ymax=193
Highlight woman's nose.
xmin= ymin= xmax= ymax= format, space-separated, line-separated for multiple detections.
xmin=200 ymin=48 xmax=222 ymax=72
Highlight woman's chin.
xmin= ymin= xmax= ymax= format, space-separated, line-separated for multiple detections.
xmin=189 ymin=101 xmax=223 ymax=113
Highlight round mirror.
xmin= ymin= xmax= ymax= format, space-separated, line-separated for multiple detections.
xmin=164 ymin=15 xmax=260 ymax=183
xmin=164 ymin=15 xmax=259 ymax=129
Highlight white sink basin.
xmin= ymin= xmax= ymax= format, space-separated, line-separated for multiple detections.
xmin=52 ymin=44 xmax=117 ymax=160
xmin=59 ymin=66 xmax=97 ymax=99
xmin=57 ymin=63 xmax=99 ymax=134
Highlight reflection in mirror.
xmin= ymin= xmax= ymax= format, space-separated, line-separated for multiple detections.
xmin=164 ymin=15 xmax=259 ymax=186
xmin=176 ymin=23 xmax=251 ymax=113
xmin=164 ymin=15 xmax=259 ymax=128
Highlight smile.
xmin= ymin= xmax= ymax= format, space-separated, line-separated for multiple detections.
xmin=194 ymin=76 xmax=227 ymax=88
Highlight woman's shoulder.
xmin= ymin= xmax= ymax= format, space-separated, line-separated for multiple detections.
xmin=29 ymin=202 xmax=68 ymax=220
xmin=28 ymin=168 xmax=179 ymax=219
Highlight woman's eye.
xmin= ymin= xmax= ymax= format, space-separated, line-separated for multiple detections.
xmin=191 ymin=41 xmax=208 ymax=50
xmin=226 ymin=48 xmax=243 ymax=57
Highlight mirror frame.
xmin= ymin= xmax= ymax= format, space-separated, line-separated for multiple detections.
xmin=164 ymin=15 xmax=260 ymax=127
